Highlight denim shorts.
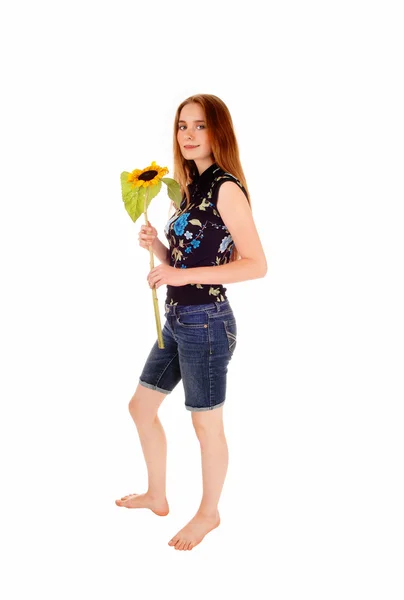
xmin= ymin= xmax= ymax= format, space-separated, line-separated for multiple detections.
xmin=138 ymin=299 xmax=237 ymax=411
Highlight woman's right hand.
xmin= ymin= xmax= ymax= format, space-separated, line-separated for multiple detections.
xmin=138 ymin=220 xmax=158 ymax=250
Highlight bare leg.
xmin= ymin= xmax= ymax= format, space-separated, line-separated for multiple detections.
xmin=115 ymin=383 xmax=169 ymax=516
xmin=168 ymin=406 xmax=227 ymax=550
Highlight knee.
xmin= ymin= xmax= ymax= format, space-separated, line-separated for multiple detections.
xmin=192 ymin=418 xmax=225 ymax=443
xmin=128 ymin=396 xmax=139 ymax=419
xmin=128 ymin=394 xmax=155 ymax=425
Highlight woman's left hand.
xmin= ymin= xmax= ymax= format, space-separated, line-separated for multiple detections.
xmin=147 ymin=264 xmax=188 ymax=289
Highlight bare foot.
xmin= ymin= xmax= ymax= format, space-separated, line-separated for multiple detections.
xmin=168 ymin=510 xmax=220 ymax=550
xmin=115 ymin=493 xmax=169 ymax=516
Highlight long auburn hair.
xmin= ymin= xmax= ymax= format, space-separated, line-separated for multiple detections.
xmin=168 ymin=94 xmax=251 ymax=264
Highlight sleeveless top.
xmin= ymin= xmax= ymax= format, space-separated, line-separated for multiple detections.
xmin=163 ymin=162 xmax=248 ymax=306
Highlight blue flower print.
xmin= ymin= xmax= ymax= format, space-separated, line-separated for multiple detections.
xmin=180 ymin=264 xmax=187 ymax=268
xmin=174 ymin=212 xmax=190 ymax=236
xmin=184 ymin=231 xmax=193 ymax=240
xmin=185 ymin=238 xmax=201 ymax=254
xmin=219 ymin=235 xmax=233 ymax=253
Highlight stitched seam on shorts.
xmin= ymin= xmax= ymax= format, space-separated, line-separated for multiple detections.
xmin=172 ymin=301 xmax=229 ymax=316
xmin=208 ymin=310 xmax=233 ymax=319
xmin=166 ymin=303 xmax=230 ymax=317
xmin=185 ymin=400 xmax=225 ymax=412
xmin=227 ymin=331 xmax=236 ymax=350
xmin=175 ymin=307 xmax=216 ymax=315
xmin=176 ymin=316 xmax=206 ymax=327
xmin=139 ymin=379 xmax=172 ymax=394
xmin=156 ymin=352 xmax=179 ymax=389
xmin=208 ymin=350 xmax=213 ymax=409
xmin=224 ymin=321 xmax=237 ymax=351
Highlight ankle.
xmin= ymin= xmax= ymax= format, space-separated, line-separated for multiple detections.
xmin=146 ymin=490 xmax=167 ymax=501
xmin=196 ymin=507 xmax=219 ymax=519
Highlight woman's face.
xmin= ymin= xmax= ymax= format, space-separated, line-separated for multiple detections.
xmin=177 ymin=102 xmax=212 ymax=161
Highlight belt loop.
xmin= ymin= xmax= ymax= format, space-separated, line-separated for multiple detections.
xmin=215 ymin=302 xmax=220 ymax=312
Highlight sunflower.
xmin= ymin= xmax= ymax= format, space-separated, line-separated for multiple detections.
xmin=127 ymin=160 xmax=169 ymax=188
xmin=120 ymin=159 xmax=182 ymax=350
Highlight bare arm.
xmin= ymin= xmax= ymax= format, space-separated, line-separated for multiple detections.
xmin=151 ymin=237 xmax=170 ymax=265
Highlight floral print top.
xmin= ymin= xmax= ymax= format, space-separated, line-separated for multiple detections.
xmin=163 ymin=162 xmax=248 ymax=306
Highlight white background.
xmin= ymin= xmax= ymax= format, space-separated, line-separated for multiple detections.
xmin=1 ymin=1 xmax=403 ymax=598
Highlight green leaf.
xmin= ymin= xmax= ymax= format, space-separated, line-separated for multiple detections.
xmin=120 ymin=172 xmax=162 ymax=223
xmin=161 ymin=177 xmax=182 ymax=208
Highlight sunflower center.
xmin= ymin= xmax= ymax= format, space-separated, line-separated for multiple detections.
xmin=139 ymin=170 xmax=158 ymax=181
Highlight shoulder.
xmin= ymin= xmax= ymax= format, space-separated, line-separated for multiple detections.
xmin=211 ymin=169 xmax=248 ymax=202
xmin=213 ymin=167 xmax=239 ymax=184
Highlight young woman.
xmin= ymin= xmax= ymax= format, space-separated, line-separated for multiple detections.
xmin=115 ymin=94 xmax=267 ymax=550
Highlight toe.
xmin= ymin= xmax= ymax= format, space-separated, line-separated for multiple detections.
xmin=178 ymin=540 xmax=187 ymax=550
xmin=168 ymin=537 xmax=177 ymax=546
xmin=121 ymin=493 xmax=137 ymax=500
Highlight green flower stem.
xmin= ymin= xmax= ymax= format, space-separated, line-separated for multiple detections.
xmin=144 ymin=186 xmax=164 ymax=349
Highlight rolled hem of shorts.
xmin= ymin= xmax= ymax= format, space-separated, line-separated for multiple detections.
xmin=138 ymin=379 xmax=172 ymax=394
xmin=185 ymin=400 xmax=225 ymax=412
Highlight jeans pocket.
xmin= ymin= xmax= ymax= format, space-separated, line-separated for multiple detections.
xmin=224 ymin=318 xmax=237 ymax=353
xmin=176 ymin=311 xmax=208 ymax=328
